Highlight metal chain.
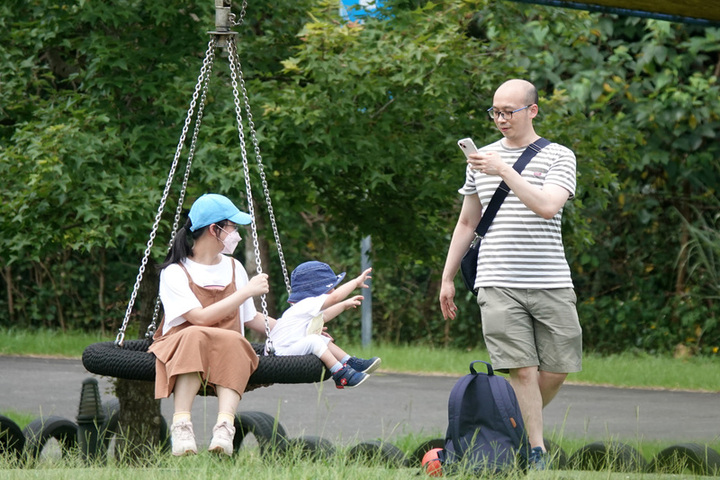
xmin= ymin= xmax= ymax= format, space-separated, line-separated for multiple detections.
xmin=227 ymin=36 xmax=276 ymax=354
xmin=230 ymin=36 xmax=291 ymax=294
xmin=228 ymin=0 xmax=248 ymax=26
xmin=228 ymin=0 xmax=290 ymax=304
xmin=144 ymin=39 xmax=218 ymax=339
xmin=115 ymin=38 xmax=217 ymax=346
xmin=117 ymin=3 xmax=283 ymax=351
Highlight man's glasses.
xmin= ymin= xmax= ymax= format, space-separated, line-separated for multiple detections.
xmin=487 ymin=104 xmax=532 ymax=120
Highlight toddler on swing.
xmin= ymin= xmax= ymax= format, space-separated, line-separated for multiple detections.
xmin=269 ymin=261 xmax=381 ymax=389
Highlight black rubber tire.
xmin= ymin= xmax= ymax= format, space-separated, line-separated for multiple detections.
xmin=409 ymin=437 xmax=445 ymax=467
xmin=22 ymin=416 xmax=78 ymax=460
xmin=568 ymin=440 xmax=647 ymax=472
xmin=100 ymin=398 xmax=122 ymax=436
xmin=0 ymin=415 xmax=25 ymax=462
xmin=543 ymin=437 xmax=568 ymax=470
xmin=100 ymin=398 xmax=170 ymax=454
xmin=82 ymin=340 xmax=331 ymax=387
xmin=233 ymin=411 xmax=287 ymax=455
xmin=277 ymin=435 xmax=335 ymax=461
xmin=347 ymin=440 xmax=408 ymax=468
xmin=82 ymin=339 xmax=156 ymax=382
xmin=648 ymin=443 xmax=720 ymax=475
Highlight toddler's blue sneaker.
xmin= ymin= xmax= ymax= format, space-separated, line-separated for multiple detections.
xmin=346 ymin=356 xmax=381 ymax=374
xmin=332 ymin=365 xmax=368 ymax=389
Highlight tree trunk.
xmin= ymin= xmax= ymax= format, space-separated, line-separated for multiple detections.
xmin=114 ymin=379 xmax=165 ymax=464
xmin=114 ymin=258 xmax=164 ymax=465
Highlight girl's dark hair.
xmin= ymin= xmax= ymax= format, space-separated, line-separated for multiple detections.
xmin=159 ymin=218 xmax=230 ymax=269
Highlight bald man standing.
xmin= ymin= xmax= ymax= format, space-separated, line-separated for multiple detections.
xmin=440 ymin=79 xmax=582 ymax=470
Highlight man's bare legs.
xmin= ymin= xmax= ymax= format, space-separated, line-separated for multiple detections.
xmin=509 ymin=367 xmax=567 ymax=450
xmin=539 ymin=370 xmax=567 ymax=407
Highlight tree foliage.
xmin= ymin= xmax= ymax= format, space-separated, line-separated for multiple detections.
xmin=1 ymin=0 xmax=718 ymax=355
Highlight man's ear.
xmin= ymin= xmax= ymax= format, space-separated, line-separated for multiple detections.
xmin=529 ymin=103 xmax=539 ymax=119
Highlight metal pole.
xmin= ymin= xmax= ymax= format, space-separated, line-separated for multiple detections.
xmin=361 ymin=235 xmax=372 ymax=348
xmin=209 ymin=0 xmax=236 ymax=52
xmin=214 ymin=0 xmax=232 ymax=32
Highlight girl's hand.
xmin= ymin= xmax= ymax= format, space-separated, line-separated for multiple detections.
xmin=247 ymin=273 xmax=269 ymax=296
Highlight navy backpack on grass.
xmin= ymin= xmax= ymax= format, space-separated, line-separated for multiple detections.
xmin=438 ymin=360 xmax=529 ymax=474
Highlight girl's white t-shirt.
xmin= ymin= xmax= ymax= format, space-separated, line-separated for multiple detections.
xmin=158 ymin=255 xmax=257 ymax=336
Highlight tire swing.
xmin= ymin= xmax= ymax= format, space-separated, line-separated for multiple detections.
xmin=82 ymin=0 xmax=330 ymax=391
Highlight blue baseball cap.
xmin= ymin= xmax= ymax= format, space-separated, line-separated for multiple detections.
xmin=288 ymin=261 xmax=346 ymax=303
xmin=188 ymin=193 xmax=252 ymax=232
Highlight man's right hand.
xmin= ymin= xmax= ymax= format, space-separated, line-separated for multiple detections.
xmin=439 ymin=281 xmax=458 ymax=320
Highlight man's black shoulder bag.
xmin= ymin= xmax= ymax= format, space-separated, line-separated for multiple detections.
xmin=460 ymin=138 xmax=550 ymax=295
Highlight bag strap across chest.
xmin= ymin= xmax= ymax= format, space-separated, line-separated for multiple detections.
xmin=473 ymin=137 xmax=550 ymax=238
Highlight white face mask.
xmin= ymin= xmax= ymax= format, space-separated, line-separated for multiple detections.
xmin=220 ymin=229 xmax=241 ymax=254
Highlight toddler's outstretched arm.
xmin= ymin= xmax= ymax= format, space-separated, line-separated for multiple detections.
xmin=322 ymin=295 xmax=363 ymax=322
xmin=322 ymin=267 xmax=372 ymax=310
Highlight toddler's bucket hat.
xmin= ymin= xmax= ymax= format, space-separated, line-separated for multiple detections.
xmin=289 ymin=261 xmax=346 ymax=303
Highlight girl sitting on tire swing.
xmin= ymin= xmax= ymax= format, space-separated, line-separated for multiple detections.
xmin=149 ymin=193 xmax=273 ymax=457
xmin=269 ymin=261 xmax=381 ymax=389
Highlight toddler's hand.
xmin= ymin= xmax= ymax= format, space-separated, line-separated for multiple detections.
xmin=345 ymin=295 xmax=364 ymax=309
xmin=356 ymin=267 xmax=372 ymax=289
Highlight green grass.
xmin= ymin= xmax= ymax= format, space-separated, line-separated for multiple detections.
xmin=3 ymin=328 xmax=720 ymax=477
xmin=2 ymin=443 xmax=719 ymax=479
xmin=0 ymin=328 xmax=112 ymax=358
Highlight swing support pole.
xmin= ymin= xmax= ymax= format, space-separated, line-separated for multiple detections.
xmin=214 ymin=0 xmax=233 ymax=32
xmin=208 ymin=0 xmax=238 ymax=50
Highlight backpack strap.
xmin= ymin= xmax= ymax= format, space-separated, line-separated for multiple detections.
xmin=487 ymin=375 xmax=524 ymax=448
xmin=447 ymin=360 xmax=492 ymax=455
xmin=472 ymin=137 xmax=551 ymax=238
xmin=469 ymin=360 xmax=493 ymax=375
xmin=447 ymin=373 xmax=475 ymax=456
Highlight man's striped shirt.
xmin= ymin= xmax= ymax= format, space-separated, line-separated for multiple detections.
xmin=459 ymin=139 xmax=576 ymax=289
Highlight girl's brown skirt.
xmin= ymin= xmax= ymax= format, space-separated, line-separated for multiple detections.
xmin=149 ymin=325 xmax=259 ymax=399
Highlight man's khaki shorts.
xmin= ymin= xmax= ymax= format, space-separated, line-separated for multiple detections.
xmin=476 ymin=287 xmax=582 ymax=373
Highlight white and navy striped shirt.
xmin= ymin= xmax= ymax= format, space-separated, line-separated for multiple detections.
xmin=459 ymin=139 xmax=576 ymax=289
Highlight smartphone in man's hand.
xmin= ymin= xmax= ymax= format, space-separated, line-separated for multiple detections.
xmin=457 ymin=138 xmax=479 ymax=159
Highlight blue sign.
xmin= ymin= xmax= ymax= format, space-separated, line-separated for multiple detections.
xmin=339 ymin=0 xmax=385 ymax=22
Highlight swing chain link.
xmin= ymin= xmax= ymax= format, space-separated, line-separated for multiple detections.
xmin=229 ymin=37 xmax=291 ymax=295
xmin=115 ymin=38 xmax=217 ymax=346
xmin=228 ymin=0 xmax=248 ymax=27
xmin=226 ymin=0 xmax=287 ymax=354
xmin=227 ymin=36 xmax=276 ymax=354
xmin=145 ymin=38 xmax=218 ymax=340
xmin=117 ymin=2 xmax=286 ymax=354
